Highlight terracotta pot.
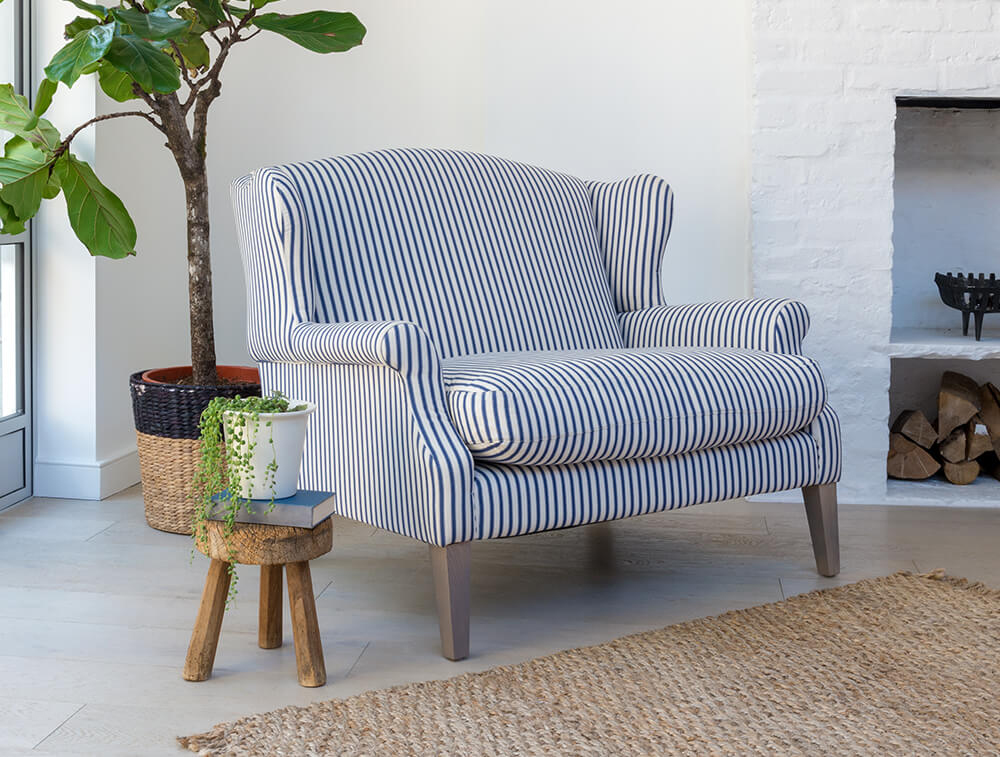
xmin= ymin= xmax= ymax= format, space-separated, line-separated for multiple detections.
xmin=141 ymin=365 xmax=261 ymax=385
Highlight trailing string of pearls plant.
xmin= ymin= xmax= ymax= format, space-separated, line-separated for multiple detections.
xmin=192 ymin=392 xmax=304 ymax=605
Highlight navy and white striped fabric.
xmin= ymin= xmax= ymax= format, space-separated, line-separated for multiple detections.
xmin=588 ymin=175 xmax=674 ymax=313
xmin=231 ymin=148 xmax=843 ymax=548
xmin=259 ymin=359 xmax=475 ymax=547
xmin=473 ymin=405 xmax=842 ymax=539
xmin=237 ymin=148 xmax=623 ymax=362
xmin=619 ymin=299 xmax=812 ymax=355
xmin=442 ymin=347 xmax=827 ymax=466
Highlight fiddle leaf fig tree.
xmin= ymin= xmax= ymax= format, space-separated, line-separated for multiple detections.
xmin=0 ymin=0 xmax=365 ymax=385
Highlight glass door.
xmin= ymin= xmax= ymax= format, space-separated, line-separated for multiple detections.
xmin=0 ymin=0 xmax=31 ymax=509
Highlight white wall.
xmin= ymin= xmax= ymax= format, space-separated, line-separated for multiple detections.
xmin=32 ymin=1 xmax=100 ymax=497
xmin=480 ymin=1 xmax=752 ymax=302
xmin=38 ymin=0 xmax=753 ymax=497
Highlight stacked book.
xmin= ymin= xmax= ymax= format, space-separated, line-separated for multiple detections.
xmin=209 ymin=490 xmax=335 ymax=529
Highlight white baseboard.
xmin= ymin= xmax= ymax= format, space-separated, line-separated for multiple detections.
xmin=33 ymin=447 xmax=140 ymax=500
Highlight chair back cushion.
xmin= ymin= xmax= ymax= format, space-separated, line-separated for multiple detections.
xmin=256 ymin=149 xmax=624 ymax=358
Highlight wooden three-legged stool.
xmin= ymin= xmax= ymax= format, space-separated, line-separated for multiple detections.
xmin=183 ymin=518 xmax=333 ymax=687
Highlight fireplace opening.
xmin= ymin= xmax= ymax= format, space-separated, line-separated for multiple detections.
xmin=891 ymin=103 xmax=1000 ymax=345
xmin=892 ymin=103 xmax=1000 ymax=349
xmin=888 ymin=101 xmax=1000 ymax=505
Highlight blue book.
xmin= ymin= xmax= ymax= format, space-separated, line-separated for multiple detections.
xmin=209 ymin=490 xmax=336 ymax=529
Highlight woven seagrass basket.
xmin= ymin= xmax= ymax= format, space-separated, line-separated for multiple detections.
xmin=130 ymin=367 xmax=260 ymax=534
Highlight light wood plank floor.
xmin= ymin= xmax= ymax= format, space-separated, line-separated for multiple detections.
xmin=1 ymin=485 xmax=999 ymax=754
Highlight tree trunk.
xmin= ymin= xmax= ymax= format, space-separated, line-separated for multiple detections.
xmin=185 ymin=168 xmax=218 ymax=386
xmin=154 ymin=92 xmax=219 ymax=386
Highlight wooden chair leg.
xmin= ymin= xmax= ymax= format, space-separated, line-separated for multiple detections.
xmin=259 ymin=564 xmax=283 ymax=649
xmin=183 ymin=558 xmax=231 ymax=682
xmin=429 ymin=542 xmax=471 ymax=661
xmin=286 ymin=561 xmax=326 ymax=687
xmin=802 ymin=483 xmax=840 ymax=577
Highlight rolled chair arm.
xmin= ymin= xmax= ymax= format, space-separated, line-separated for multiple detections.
xmin=288 ymin=319 xmax=439 ymax=376
xmin=618 ymin=298 xmax=811 ymax=355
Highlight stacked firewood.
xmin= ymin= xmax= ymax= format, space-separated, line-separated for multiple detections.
xmin=888 ymin=371 xmax=1000 ymax=485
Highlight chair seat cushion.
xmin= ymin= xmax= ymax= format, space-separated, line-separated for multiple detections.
xmin=442 ymin=347 xmax=828 ymax=466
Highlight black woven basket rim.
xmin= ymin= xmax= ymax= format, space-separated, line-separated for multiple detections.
xmin=130 ymin=369 xmax=262 ymax=440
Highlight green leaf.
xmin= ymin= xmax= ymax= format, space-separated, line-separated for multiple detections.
xmin=0 ymin=199 xmax=27 ymax=236
xmin=175 ymin=35 xmax=210 ymax=70
xmin=250 ymin=0 xmax=280 ymax=7
xmin=53 ymin=154 xmax=136 ymax=259
xmin=112 ymin=7 xmax=190 ymax=40
xmin=145 ymin=0 xmax=186 ymax=9
xmin=97 ymin=61 xmax=139 ymax=102
xmin=175 ymin=7 xmax=208 ymax=34
xmin=0 ymin=85 xmax=61 ymax=152
xmin=42 ymin=172 xmax=62 ymax=200
xmin=65 ymin=16 xmax=99 ymax=39
xmin=44 ymin=23 xmax=115 ymax=86
xmin=34 ymin=79 xmax=58 ymax=117
xmin=0 ymin=138 xmax=54 ymax=221
xmin=64 ymin=0 xmax=108 ymax=19
xmin=187 ymin=0 xmax=226 ymax=27
xmin=251 ymin=11 xmax=366 ymax=54
xmin=104 ymin=34 xmax=181 ymax=94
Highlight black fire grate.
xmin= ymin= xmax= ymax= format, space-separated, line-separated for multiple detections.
xmin=934 ymin=272 xmax=1000 ymax=341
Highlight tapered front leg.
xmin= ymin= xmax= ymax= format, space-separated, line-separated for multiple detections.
xmin=429 ymin=542 xmax=471 ymax=661
xmin=802 ymin=483 xmax=840 ymax=577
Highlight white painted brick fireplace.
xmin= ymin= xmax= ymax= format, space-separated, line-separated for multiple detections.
xmin=750 ymin=1 xmax=1000 ymax=505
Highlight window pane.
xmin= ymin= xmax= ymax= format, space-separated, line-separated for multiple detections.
xmin=0 ymin=244 xmax=21 ymax=419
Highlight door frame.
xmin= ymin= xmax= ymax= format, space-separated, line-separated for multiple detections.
xmin=0 ymin=0 xmax=32 ymax=510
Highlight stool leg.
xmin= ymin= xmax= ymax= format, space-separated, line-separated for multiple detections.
xmin=259 ymin=564 xmax=283 ymax=649
xmin=286 ymin=561 xmax=326 ymax=687
xmin=183 ymin=559 xmax=231 ymax=682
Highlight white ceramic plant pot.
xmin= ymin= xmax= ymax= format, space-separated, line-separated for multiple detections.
xmin=222 ymin=400 xmax=315 ymax=500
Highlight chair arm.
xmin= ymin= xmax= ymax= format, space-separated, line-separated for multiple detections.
xmin=288 ymin=319 xmax=437 ymax=374
xmin=618 ymin=299 xmax=811 ymax=355
xmin=268 ymin=319 xmax=476 ymax=546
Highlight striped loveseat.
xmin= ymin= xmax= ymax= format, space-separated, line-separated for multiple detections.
xmin=233 ymin=148 xmax=842 ymax=660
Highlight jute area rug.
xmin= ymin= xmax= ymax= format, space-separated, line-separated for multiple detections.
xmin=180 ymin=572 xmax=1000 ymax=756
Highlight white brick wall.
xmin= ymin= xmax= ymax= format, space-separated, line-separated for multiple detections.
xmin=750 ymin=0 xmax=1000 ymax=504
